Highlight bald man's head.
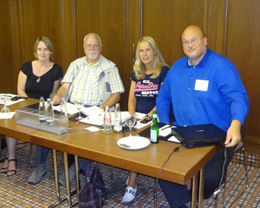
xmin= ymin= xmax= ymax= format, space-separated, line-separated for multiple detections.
xmin=181 ymin=25 xmax=207 ymax=66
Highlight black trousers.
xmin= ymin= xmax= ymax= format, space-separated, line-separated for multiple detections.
xmin=158 ymin=146 xmax=234 ymax=208
xmin=1 ymin=135 xmax=6 ymax=149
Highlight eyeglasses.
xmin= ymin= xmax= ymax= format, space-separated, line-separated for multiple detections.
xmin=37 ymin=48 xmax=49 ymax=53
xmin=182 ymin=37 xmax=204 ymax=47
xmin=85 ymin=44 xmax=100 ymax=49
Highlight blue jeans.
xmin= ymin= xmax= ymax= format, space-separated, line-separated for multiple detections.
xmin=36 ymin=146 xmax=91 ymax=172
xmin=36 ymin=146 xmax=49 ymax=168
xmin=159 ymin=146 xmax=234 ymax=208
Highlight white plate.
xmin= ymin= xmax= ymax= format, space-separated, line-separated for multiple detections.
xmin=117 ymin=136 xmax=150 ymax=150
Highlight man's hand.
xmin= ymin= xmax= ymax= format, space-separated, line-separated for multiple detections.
xmin=52 ymin=95 xmax=62 ymax=105
xmin=98 ymin=92 xmax=120 ymax=110
xmin=225 ymin=120 xmax=242 ymax=147
xmin=51 ymin=83 xmax=70 ymax=105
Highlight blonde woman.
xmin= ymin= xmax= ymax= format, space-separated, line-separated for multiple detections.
xmin=122 ymin=36 xmax=169 ymax=205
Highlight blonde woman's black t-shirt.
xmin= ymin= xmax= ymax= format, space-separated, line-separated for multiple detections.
xmin=131 ymin=66 xmax=169 ymax=114
xmin=20 ymin=62 xmax=63 ymax=100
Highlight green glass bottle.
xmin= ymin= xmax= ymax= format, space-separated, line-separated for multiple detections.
xmin=150 ymin=111 xmax=159 ymax=143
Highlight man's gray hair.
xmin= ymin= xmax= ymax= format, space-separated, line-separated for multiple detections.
xmin=83 ymin=33 xmax=102 ymax=46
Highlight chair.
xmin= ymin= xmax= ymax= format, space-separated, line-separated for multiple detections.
xmin=214 ymin=141 xmax=249 ymax=207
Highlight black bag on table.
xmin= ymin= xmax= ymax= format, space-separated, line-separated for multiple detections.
xmin=79 ymin=162 xmax=107 ymax=208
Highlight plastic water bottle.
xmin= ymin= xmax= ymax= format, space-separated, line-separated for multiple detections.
xmin=103 ymin=106 xmax=112 ymax=134
xmin=46 ymin=98 xmax=54 ymax=125
xmin=38 ymin=96 xmax=46 ymax=123
xmin=150 ymin=111 xmax=159 ymax=143
xmin=60 ymin=97 xmax=67 ymax=117
xmin=114 ymin=103 xmax=122 ymax=132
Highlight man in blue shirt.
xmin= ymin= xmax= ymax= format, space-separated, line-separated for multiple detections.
xmin=156 ymin=25 xmax=249 ymax=207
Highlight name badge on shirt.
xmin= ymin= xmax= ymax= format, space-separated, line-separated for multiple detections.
xmin=194 ymin=79 xmax=209 ymax=91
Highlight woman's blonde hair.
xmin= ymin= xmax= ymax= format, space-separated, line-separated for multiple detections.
xmin=33 ymin=36 xmax=54 ymax=60
xmin=133 ymin=36 xmax=168 ymax=80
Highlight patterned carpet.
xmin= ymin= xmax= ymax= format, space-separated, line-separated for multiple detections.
xmin=0 ymin=141 xmax=259 ymax=208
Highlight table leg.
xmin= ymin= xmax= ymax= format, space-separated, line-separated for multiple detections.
xmin=192 ymin=173 xmax=198 ymax=208
xmin=198 ymin=167 xmax=205 ymax=208
xmin=48 ymin=150 xmax=67 ymax=208
xmin=74 ymin=155 xmax=80 ymax=196
xmin=53 ymin=149 xmax=60 ymax=201
xmin=64 ymin=152 xmax=72 ymax=207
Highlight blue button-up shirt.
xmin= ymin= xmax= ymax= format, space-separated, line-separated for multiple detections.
xmin=156 ymin=48 xmax=249 ymax=131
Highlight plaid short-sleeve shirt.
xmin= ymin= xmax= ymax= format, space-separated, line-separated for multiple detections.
xmin=62 ymin=56 xmax=124 ymax=105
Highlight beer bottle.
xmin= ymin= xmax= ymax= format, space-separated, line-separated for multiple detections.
xmin=150 ymin=111 xmax=159 ymax=143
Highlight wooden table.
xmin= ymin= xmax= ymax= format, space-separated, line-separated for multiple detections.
xmin=29 ymin=118 xmax=220 ymax=207
xmin=30 ymin=126 xmax=219 ymax=184
xmin=0 ymin=98 xmax=39 ymax=142
xmin=0 ymin=98 xmax=220 ymax=207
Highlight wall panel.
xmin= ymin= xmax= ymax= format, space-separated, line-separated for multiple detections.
xmin=205 ymin=0 xmax=227 ymax=55
xmin=226 ymin=0 xmax=260 ymax=138
xmin=0 ymin=1 xmax=16 ymax=92
xmin=141 ymin=0 xmax=206 ymax=66
xmin=63 ymin=0 xmax=77 ymax=68
xmin=20 ymin=0 xmax=65 ymax=66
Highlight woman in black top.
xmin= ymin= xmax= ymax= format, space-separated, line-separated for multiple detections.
xmin=0 ymin=37 xmax=63 ymax=176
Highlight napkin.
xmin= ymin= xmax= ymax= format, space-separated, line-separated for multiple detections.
xmin=0 ymin=112 xmax=15 ymax=119
xmin=84 ymin=126 xmax=101 ymax=132
xmin=168 ymin=136 xmax=181 ymax=143
xmin=159 ymin=125 xmax=172 ymax=137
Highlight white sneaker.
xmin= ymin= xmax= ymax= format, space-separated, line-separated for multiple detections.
xmin=125 ymin=174 xmax=138 ymax=185
xmin=121 ymin=186 xmax=137 ymax=205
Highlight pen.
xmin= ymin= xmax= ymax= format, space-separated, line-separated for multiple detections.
xmin=161 ymin=125 xmax=171 ymax=131
xmin=2 ymin=94 xmax=12 ymax=97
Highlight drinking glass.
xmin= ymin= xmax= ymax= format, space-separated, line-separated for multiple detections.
xmin=125 ymin=113 xmax=136 ymax=136
xmin=74 ymin=99 xmax=84 ymax=120
xmin=1 ymin=99 xmax=10 ymax=113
